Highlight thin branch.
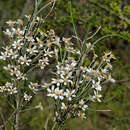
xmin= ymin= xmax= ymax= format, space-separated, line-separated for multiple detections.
xmin=51 ymin=122 xmax=57 ymax=130
xmin=44 ymin=113 xmax=52 ymax=130
xmin=36 ymin=0 xmax=55 ymax=15
xmin=86 ymin=26 xmax=101 ymax=40
xmin=0 ymin=107 xmax=6 ymax=130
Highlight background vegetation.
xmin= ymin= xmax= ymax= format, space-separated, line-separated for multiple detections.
xmin=0 ymin=0 xmax=130 ymax=129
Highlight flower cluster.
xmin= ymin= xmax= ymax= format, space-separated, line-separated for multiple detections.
xmin=0 ymin=15 xmax=115 ymax=124
xmin=0 ymin=16 xmax=55 ymax=100
xmin=41 ymin=34 xmax=115 ymax=124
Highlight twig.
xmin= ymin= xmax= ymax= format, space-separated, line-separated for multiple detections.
xmin=36 ymin=0 xmax=55 ymax=15
xmin=44 ymin=113 xmax=52 ymax=130
xmin=0 ymin=107 xmax=6 ymax=130
xmin=51 ymin=122 xmax=57 ymax=130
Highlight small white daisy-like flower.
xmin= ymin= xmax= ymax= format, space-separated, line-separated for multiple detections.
xmin=7 ymin=86 xmax=17 ymax=94
xmin=24 ymin=93 xmax=32 ymax=101
xmin=39 ymin=57 xmax=49 ymax=64
xmin=16 ymin=71 xmax=25 ymax=80
xmin=47 ymin=86 xmax=64 ymax=100
xmin=92 ymin=91 xmax=102 ymax=102
xmin=39 ymin=57 xmax=49 ymax=69
xmin=47 ymin=85 xmax=55 ymax=98
xmin=17 ymin=19 xmax=23 ymax=25
xmin=65 ymin=61 xmax=77 ymax=71
xmin=0 ymin=86 xmax=6 ymax=93
xmin=54 ymin=87 xmax=64 ymax=100
xmin=10 ymin=67 xmax=19 ymax=76
xmin=79 ymin=99 xmax=88 ymax=111
xmin=61 ymin=75 xmax=72 ymax=86
xmin=77 ymin=111 xmax=86 ymax=119
xmin=25 ymin=36 xmax=34 ymax=42
xmin=12 ymin=40 xmax=23 ymax=50
xmin=6 ymin=20 xmax=16 ymax=26
xmin=3 ymin=64 xmax=12 ymax=71
xmin=29 ymin=82 xmax=39 ymax=91
xmin=53 ymin=36 xmax=61 ymax=46
xmin=8 ymin=49 xmax=18 ymax=59
xmin=19 ymin=55 xmax=32 ymax=66
xmin=63 ymin=37 xmax=72 ymax=45
xmin=51 ymin=78 xmax=63 ymax=87
xmin=5 ymin=82 xmax=13 ymax=88
xmin=92 ymin=80 xmax=102 ymax=91
xmin=64 ymin=89 xmax=76 ymax=101
xmin=107 ymin=75 xmax=116 ymax=83
xmin=0 ymin=52 xmax=9 ymax=60
xmin=26 ymin=46 xmax=38 ymax=54
xmin=44 ymin=49 xmax=53 ymax=57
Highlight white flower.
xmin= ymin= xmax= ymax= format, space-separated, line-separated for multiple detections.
xmin=19 ymin=55 xmax=32 ymax=66
xmin=8 ymin=49 xmax=18 ymax=59
xmin=24 ymin=93 xmax=32 ymax=101
xmin=12 ymin=40 xmax=23 ymax=50
xmin=7 ymin=86 xmax=17 ymax=94
xmin=65 ymin=61 xmax=77 ymax=71
xmin=0 ymin=52 xmax=9 ymax=60
xmin=61 ymin=102 xmax=67 ymax=110
xmin=47 ymin=85 xmax=55 ymax=97
xmin=92 ymin=91 xmax=102 ymax=102
xmin=39 ymin=57 xmax=49 ymax=64
xmin=77 ymin=111 xmax=86 ymax=119
xmin=54 ymin=87 xmax=64 ymax=100
xmin=25 ymin=36 xmax=34 ymax=42
xmin=79 ymin=99 xmax=88 ymax=111
xmin=63 ymin=37 xmax=72 ymax=44
xmin=16 ymin=71 xmax=25 ymax=80
xmin=26 ymin=46 xmax=38 ymax=54
xmin=92 ymin=80 xmax=102 ymax=91
xmin=61 ymin=75 xmax=72 ymax=85
xmin=39 ymin=57 xmax=49 ymax=69
xmin=51 ymin=78 xmax=63 ymax=86
xmin=6 ymin=20 xmax=16 ymax=26
xmin=3 ymin=29 xmax=13 ymax=37
xmin=0 ymin=86 xmax=6 ymax=92
xmin=44 ymin=49 xmax=53 ymax=57
xmin=5 ymin=82 xmax=13 ymax=88
xmin=64 ymin=89 xmax=76 ymax=101
xmin=107 ymin=75 xmax=116 ymax=83
xmin=47 ymin=86 xmax=64 ymax=100
xmin=53 ymin=36 xmax=61 ymax=46
xmin=29 ymin=82 xmax=39 ymax=91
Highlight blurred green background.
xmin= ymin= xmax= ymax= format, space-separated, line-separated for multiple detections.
xmin=0 ymin=0 xmax=130 ymax=129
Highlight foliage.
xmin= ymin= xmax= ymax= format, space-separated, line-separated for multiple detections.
xmin=0 ymin=0 xmax=130 ymax=129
